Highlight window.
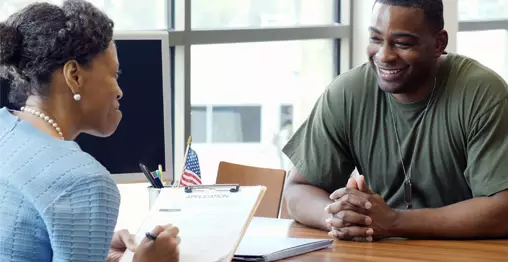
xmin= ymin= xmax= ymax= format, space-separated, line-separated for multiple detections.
xmin=191 ymin=40 xmax=336 ymax=180
xmin=212 ymin=106 xmax=261 ymax=143
xmin=191 ymin=106 xmax=207 ymax=143
xmin=192 ymin=0 xmax=337 ymax=29
xmin=458 ymin=0 xmax=508 ymax=82
xmin=459 ymin=0 xmax=508 ymax=21
xmin=0 ymin=0 xmax=345 ymax=235
xmin=191 ymin=105 xmax=262 ymax=143
xmin=457 ymin=30 xmax=508 ymax=81
xmin=280 ymin=105 xmax=294 ymax=129
xmin=0 ymin=0 xmax=167 ymax=30
xmin=277 ymin=105 xmax=294 ymax=170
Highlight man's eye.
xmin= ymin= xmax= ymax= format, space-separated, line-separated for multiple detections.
xmin=395 ymin=42 xmax=411 ymax=48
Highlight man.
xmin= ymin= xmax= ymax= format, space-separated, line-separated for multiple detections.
xmin=282 ymin=0 xmax=508 ymax=241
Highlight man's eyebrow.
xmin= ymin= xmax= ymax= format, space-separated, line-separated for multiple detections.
xmin=368 ymin=26 xmax=420 ymax=38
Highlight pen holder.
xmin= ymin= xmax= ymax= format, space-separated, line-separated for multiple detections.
xmin=147 ymin=182 xmax=173 ymax=210
xmin=147 ymin=186 xmax=162 ymax=210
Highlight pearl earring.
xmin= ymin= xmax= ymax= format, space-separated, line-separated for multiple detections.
xmin=73 ymin=94 xmax=81 ymax=101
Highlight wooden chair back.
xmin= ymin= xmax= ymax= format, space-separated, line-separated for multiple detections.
xmin=216 ymin=161 xmax=286 ymax=218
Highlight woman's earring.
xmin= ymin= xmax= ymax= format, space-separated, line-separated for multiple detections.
xmin=73 ymin=94 xmax=81 ymax=101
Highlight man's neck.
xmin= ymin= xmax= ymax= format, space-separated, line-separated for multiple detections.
xmin=392 ymin=79 xmax=435 ymax=103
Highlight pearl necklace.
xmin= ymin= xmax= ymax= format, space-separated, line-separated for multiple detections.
xmin=20 ymin=106 xmax=64 ymax=140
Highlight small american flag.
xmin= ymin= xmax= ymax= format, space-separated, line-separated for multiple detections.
xmin=179 ymin=147 xmax=202 ymax=186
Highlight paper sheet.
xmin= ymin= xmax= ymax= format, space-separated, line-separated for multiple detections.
xmin=121 ymin=186 xmax=265 ymax=262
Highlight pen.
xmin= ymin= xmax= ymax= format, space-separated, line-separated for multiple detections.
xmin=158 ymin=164 xmax=163 ymax=184
xmin=145 ymin=232 xmax=157 ymax=240
xmin=139 ymin=163 xmax=159 ymax=188
xmin=152 ymin=172 xmax=164 ymax=188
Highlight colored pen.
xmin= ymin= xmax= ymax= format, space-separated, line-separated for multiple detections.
xmin=139 ymin=163 xmax=158 ymax=188
xmin=158 ymin=164 xmax=164 ymax=184
xmin=145 ymin=232 xmax=157 ymax=240
xmin=151 ymin=171 xmax=164 ymax=188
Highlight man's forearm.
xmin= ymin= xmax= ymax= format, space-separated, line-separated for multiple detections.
xmin=391 ymin=192 xmax=508 ymax=239
xmin=285 ymin=183 xmax=333 ymax=231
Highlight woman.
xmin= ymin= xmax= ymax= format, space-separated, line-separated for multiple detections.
xmin=0 ymin=0 xmax=179 ymax=261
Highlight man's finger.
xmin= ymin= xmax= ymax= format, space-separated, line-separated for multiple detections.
xmin=329 ymin=187 xmax=371 ymax=203
xmin=340 ymin=194 xmax=372 ymax=210
xmin=356 ymin=175 xmax=375 ymax=194
xmin=352 ymin=236 xmax=374 ymax=242
xmin=327 ymin=211 xmax=372 ymax=228
xmin=329 ymin=227 xmax=374 ymax=240
xmin=346 ymin=177 xmax=357 ymax=188
xmin=325 ymin=199 xmax=369 ymax=214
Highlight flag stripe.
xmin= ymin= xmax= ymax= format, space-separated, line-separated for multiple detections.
xmin=179 ymin=171 xmax=201 ymax=186
xmin=183 ymin=170 xmax=201 ymax=183
xmin=180 ymin=147 xmax=202 ymax=186
xmin=180 ymin=173 xmax=201 ymax=185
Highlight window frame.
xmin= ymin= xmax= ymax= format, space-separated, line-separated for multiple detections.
xmin=107 ymin=0 xmax=352 ymax=183
xmin=191 ymin=105 xmax=263 ymax=144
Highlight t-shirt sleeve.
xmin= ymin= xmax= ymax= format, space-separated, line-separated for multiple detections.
xmin=282 ymin=82 xmax=355 ymax=193
xmin=465 ymin=97 xmax=508 ymax=197
xmin=42 ymin=173 xmax=120 ymax=262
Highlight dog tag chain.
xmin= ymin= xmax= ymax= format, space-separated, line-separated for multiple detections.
xmin=386 ymin=79 xmax=436 ymax=209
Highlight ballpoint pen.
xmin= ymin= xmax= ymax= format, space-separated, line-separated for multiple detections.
xmin=158 ymin=164 xmax=164 ymax=184
xmin=152 ymin=174 xmax=164 ymax=188
xmin=139 ymin=162 xmax=160 ymax=188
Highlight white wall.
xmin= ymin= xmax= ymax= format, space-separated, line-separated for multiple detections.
xmin=443 ymin=0 xmax=458 ymax=53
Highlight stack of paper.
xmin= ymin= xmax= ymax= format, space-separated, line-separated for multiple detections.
xmin=233 ymin=237 xmax=333 ymax=261
xmin=120 ymin=185 xmax=266 ymax=262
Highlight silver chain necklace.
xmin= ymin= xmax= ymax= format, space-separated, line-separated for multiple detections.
xmin=386 ymin=78 xmax=437 ymax=209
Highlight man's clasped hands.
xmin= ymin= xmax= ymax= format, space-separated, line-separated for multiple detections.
xmin=325 ymin=175 xmax=399 ymax=242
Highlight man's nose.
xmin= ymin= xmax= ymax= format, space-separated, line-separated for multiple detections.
xmin=376 ymin=43 xmax=397 ymax=64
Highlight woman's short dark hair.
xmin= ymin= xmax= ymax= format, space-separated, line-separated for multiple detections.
xmin=0 ymin=0 xmax=114 ymax=106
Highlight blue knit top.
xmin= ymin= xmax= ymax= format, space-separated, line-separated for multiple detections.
xmin=0 ymin=107 xmax=120 ymax=262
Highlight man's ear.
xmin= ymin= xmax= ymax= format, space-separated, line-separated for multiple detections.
xmin=435 ymin=29 xmax=448 ymax=57
xmin=62 ymin=60 xmax=82 ymax=94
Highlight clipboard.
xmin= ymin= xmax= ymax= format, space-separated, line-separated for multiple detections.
xmin=184 ymin=184 xmax=240 ymax=193
xmin=120 ymin=184 xmax=267 ymax=262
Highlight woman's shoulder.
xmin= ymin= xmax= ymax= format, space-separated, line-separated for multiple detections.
xmin=0 ymin=130 xmax=115 ymax=211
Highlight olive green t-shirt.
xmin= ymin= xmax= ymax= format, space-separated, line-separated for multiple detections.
xmin=282 ymin=53 xmax=508 ymax=209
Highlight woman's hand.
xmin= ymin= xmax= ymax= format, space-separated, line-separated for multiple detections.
xmin=133 ymin=224 xmax=180 ymax=262
xmin=107 ymin=229 xmax=137 ymax=262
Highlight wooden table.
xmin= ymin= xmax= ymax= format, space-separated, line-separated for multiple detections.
xmin=244 ymin=217 xmax=508 ymax=262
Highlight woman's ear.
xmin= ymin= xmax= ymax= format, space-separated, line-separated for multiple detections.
xmin=435 ymin=29 xmax=449 ymax=58
xmin=62 ymin=60 xmax=82 ymax=94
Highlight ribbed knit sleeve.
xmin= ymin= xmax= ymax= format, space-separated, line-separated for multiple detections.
xmin=41 ymin=173 xmax=120 ymax=262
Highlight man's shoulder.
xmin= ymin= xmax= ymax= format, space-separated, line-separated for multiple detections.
xmin=445 ymin=53 xmax=508 ymax=112
xmin=448 ymin=53 xmax=508 ymax=95
xmin=320 ymin=63 xmax=377 ymax=113
xmin=441 ymin=53 xmax=508 ymax=128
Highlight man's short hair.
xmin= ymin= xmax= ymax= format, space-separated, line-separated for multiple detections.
xmin=375 ymin=0 xmax=444 ymax=33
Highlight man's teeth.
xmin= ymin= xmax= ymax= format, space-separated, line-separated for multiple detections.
xmin=379 ymin=68 xmax=402 ymax=74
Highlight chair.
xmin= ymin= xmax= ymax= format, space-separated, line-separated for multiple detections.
xmin=278 ymin=196 xmax=292 ymax=219
xmin=216 ymin=161 xmax=286 ymax=218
